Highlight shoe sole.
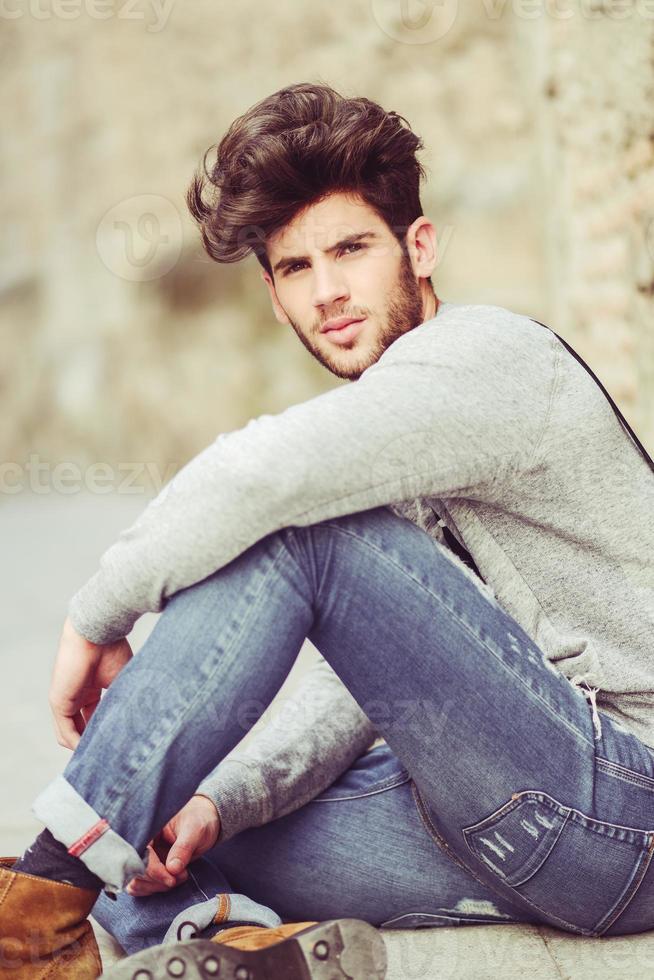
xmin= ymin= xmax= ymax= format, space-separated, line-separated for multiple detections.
xmin=102 ymin=918 xmax=387 ymax=979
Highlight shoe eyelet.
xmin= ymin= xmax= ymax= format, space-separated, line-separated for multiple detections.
xmin=176 ymin=920 xmax=199 ymax=941
xmin=313 ymin=939 xmax=330 ymax=960
xmin=167 ymin=957 xmax=186 ymax=977
xmin=201 ymin=957 xmax=220 ymax=976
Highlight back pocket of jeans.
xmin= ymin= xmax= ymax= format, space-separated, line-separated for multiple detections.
xmin=462 ymin=790 xmax=654 ymax=935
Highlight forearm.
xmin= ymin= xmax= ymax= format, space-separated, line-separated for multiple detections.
xmin=67 ymin=308 xmax=548 ymax=645
xmin=193 ymin=655 xmax=378 ymax=843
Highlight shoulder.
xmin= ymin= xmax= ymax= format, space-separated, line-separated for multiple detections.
xmin=377 ymin=301 xmax=555 ymax=368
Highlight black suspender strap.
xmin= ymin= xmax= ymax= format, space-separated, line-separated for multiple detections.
xmin=438 ymin=519 xmax=486 ymax=583
xmin=432 ymin=316 xmax=653 ymax=585
xmin=529 ymin=318 xmax=654 ymax=476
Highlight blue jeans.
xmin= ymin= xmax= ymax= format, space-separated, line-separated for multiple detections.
xmin=34 ymin=507 xmax=654 ymax=947
xmin=91 ymin=742 xmax=545 ymax=955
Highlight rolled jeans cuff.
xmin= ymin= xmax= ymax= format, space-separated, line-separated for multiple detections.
xmin=31 ymin=774 xmax=146 ymax=894
xmin=163 ymin=893 xmax=283 ymax=945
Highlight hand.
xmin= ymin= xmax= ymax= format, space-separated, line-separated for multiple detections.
xmin=49 ymin=616 xmax=133 ymax=750
xmin=126 ymin=795 xmax=221 ymax=897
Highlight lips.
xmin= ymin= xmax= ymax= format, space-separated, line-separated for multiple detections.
xmin=321 ymin=317 xmax=367 ymax=346
xmin=320 ymin=316 xmax=365 ymax=334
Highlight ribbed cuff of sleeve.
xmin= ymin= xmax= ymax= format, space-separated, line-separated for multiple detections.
xmin=194 ymin=758 xmax=271 ymax=845
xmin=67 ymin=571 xmax=140 ymax=644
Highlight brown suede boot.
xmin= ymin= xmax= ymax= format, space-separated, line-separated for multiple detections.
xmin=0 ymin=856 xmax=102 ymax=979
xmin=103 ymin=918 xmax=387 ymax=978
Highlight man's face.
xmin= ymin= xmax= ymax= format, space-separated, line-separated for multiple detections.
xmin=262 ymin=192 xmax=430 ymax=380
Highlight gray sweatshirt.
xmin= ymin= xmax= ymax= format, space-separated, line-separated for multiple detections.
xmin=68 ymin=300 xmax=654 ymax=843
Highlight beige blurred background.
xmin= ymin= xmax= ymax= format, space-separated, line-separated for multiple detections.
xmin=2 ymin=0 xmax=653 ymax=483
xmin=2 ymin=0 xmax=654 ymax=856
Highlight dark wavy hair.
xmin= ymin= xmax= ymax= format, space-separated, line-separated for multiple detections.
xmin=186 ymin=82 xmax=428 ymax=279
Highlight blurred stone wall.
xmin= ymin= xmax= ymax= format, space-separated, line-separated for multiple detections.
xmin=538 ymin=5 xmax=654 ymax=448
xmin=1 ymin=0 xmax=652 ymax=498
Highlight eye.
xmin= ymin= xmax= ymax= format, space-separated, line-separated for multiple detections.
xmin=341 ymin=242 xmax=364 ymax=255
xmin=284 ymin=261 xmax=308 ymax=276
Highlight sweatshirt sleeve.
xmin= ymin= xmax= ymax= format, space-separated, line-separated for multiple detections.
xmin=68 ymin=309 xmax=550 ymax=643
xmin=193 ymin=653 xmax=378 ymax=843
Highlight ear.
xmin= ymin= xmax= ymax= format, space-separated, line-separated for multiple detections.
xmin=404 ymin=217 xmax=438 ymax=281
xmin=261 ymin=270 xmax=291 ymax=325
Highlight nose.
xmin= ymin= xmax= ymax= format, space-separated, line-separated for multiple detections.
xmin=311 ymin=260 xmax=350 ymax=312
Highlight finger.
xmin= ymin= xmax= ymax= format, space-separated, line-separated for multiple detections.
xmin=161 ymin=822 xmax=177 ymax=846
xmin=126 ymin=877 xmax=169 ymax=897
xmin=166 ymin=837 xmax=196 ymax=875
xmin=145 ymin=845 xmax=176 ymax=887
xmin=53 ymin=713 xmax=80 ymax=750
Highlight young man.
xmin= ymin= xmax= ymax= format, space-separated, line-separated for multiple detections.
xmin=3 ymin=81 xmax=654 ymax=979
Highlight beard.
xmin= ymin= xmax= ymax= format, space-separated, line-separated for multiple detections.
xmin=285 ymin=252 xmax=427 ymax=381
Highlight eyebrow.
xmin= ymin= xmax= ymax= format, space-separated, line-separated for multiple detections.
xmin=272 ymin=231 xmax=378 ymax=275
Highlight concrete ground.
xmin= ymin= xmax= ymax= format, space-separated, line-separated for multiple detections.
xmin=2 ymin=490 xmax=653 ymax=978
